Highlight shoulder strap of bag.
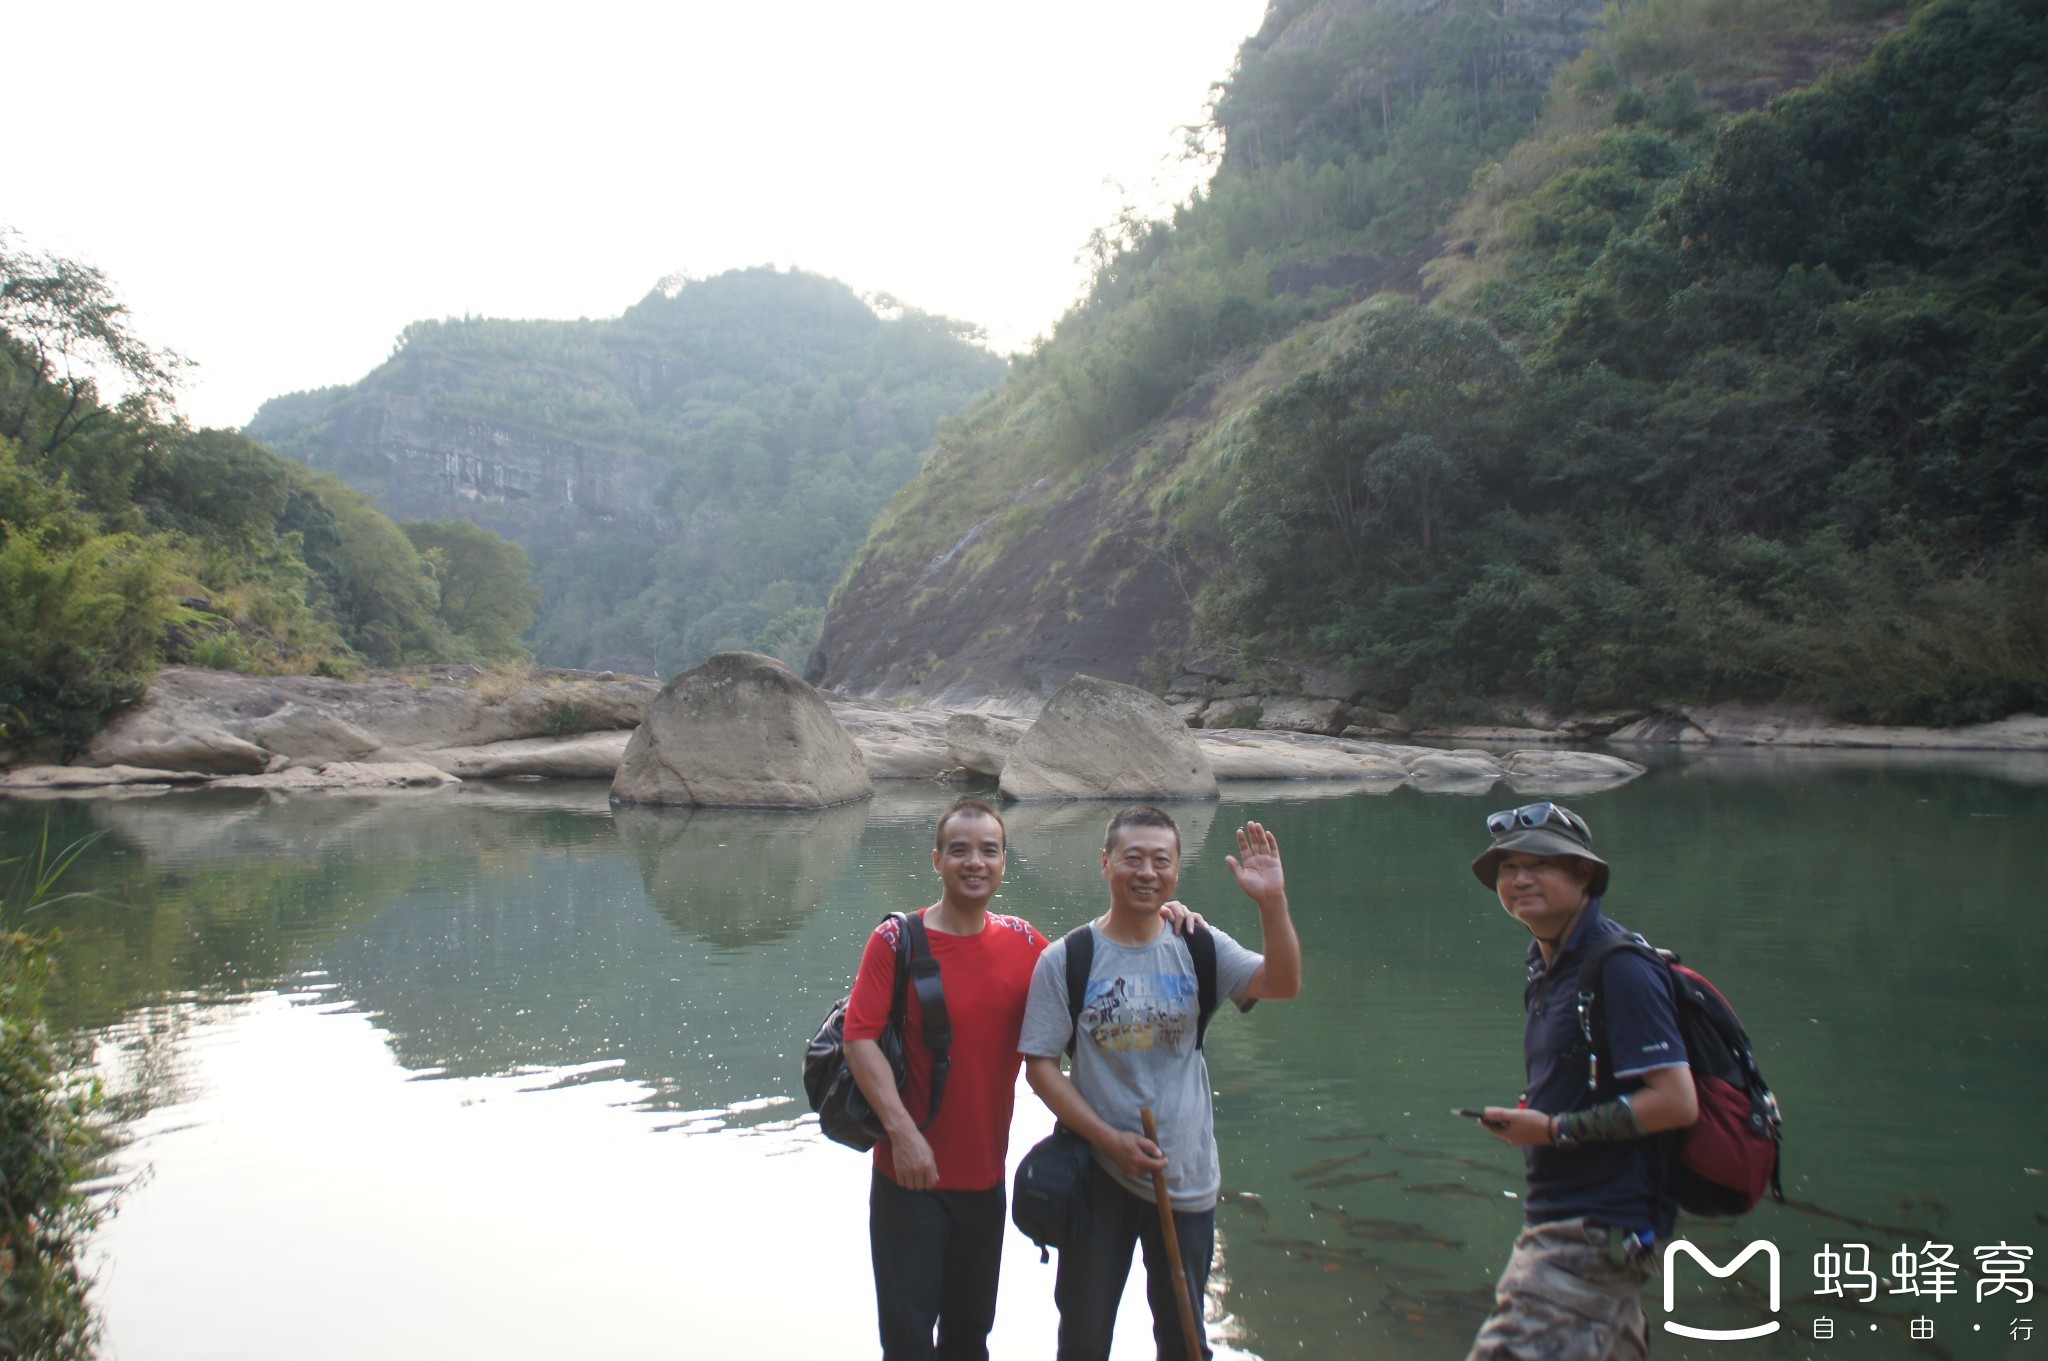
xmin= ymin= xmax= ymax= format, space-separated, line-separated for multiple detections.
xmin=1060 ymin=922 xmax=1221 ymax=1053
xmin=884 ymin=910 xmax=912 ymax=1018
xmin=1576 ymin=931 xmax=1674 ymax=1093
xmin=1061 ymin=923 xmax=1094 ymax=1059
xmin=901 ymin=910 xmax=951 ymax=1126
xmin=1188 ymin=924 xmax=1220 ymax=1050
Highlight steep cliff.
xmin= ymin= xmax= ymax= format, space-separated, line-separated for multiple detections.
xmin=303 ymin=384 xmax=673 ymax=545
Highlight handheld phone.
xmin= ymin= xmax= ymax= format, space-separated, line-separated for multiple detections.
xmin=1453 ymin=1107 xmax=1510 ymax=1130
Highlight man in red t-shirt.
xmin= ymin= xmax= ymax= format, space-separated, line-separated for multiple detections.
xmin=845 ymin=799 xmax=1047 ymax=1360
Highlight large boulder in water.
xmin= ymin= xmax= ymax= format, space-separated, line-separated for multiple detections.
xmin=611 ymin=652 xmax=873 ymax=808
xmin=999 ymin=675 xmax=1217 ymax=801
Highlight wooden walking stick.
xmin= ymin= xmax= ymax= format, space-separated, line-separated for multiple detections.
xmin=1141 ymin=1106 xmax=1205 ymax=1361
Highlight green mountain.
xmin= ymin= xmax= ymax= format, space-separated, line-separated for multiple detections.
xmin=816 ymin=0 xmax=2044 ymax=728
xmin=247 ymin=267 xmax=1008 ymax=678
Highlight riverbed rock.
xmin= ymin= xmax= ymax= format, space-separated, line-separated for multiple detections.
xmin=1200 ymin=697 xmax=1264 ymax=729
xmin=1607 ymin=711 xmax=1712 ymax=745
xmin=1412 ymin=724 xmax=1577 ymax=744
xmin=84 ymin=666 xmax=658 ymax=776
xmin=612 ymin=652 xmax=873 ymax=808
xmin=1255 ymin=697 xmax=1348 ymax=736
xmin=1405 ymin=750 xmax=1508 ymax=783
xmin=87 ymin=716 xmax=275 ymax=775
xmin=1679 ymin=703 xmax=2048 ymax=750
xmin=999 ymin=675 xmax=1217 ymax=801
xmin=827 ymin=698 xmax=955 ymax=779
xmin=432 ymin=732 xmax=634 ymax=779
xmin=1197 ymin=733 xmax=1408 ymax=781
xmin=1504 ymin=750 xmax=1647 ymax=792
xmin=209 ymin=761 xmax=460 ymax=791
xmin=946 ymin=712 xmax=1027 ymax=777
xmin=0 ymin=764 xmax=215 ymax=791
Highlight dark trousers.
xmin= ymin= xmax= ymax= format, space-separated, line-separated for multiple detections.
xmin=1055 ymin=1160 xmax=1215 ymax=1361
xmin=869 ymin=1170 xmax=1006 ymax=1361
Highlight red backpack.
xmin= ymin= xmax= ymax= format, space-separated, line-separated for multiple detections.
xmin=1578 ymin=933 xmax=1785 ymax=1217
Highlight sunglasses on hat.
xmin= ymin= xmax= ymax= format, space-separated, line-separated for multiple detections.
xmin=1485 ymin=802 xmax=1589 ymax=840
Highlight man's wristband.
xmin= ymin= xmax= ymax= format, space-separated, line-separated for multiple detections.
xmin=1557 ymin=1095 xmax=1642 ymax=1146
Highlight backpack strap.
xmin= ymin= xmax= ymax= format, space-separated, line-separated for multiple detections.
xmin=1187 ymin=924 xmax=1220 ymax=1050
xmin=1061 ymin=923 xmax=1094 ymax=1059
xmin=1575 ymin=932 xmax=1672 ymax=1093
xmin=1061 ymin=921 xmax=1221 ymax=1055
xmin=897 ymin=911 xmax=951 ymax=1128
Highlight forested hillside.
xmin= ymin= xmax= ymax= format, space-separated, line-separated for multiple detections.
xmin=820 ymin=0 xmax=2046 ymax=726
xmin=248 ymin=268 xmax=1007 ymax=678
xmin=0 ymin=235 xmax=538 ymax=759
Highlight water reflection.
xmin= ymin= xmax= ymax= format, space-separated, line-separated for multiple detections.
xmin=614 ymin=800 xmax=869 ymax=948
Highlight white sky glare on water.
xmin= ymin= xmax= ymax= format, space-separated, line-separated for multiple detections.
xmin=9 ymin=0 xmax=1271 ymax=431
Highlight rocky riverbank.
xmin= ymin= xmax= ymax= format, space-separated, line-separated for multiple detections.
xmin=1161 ymin=659 xmax=2048 ymax=752
xmin=3 ymin=665 xmax=1648 ymax=797
xmin=5 ymin=664 xmax=2038 ymax=800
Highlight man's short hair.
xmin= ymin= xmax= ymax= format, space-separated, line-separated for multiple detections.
xmin=936 ymin=798 xmax=1005 ymax=852
xmin=1103 ymin=804 xmax=1180 ymax=854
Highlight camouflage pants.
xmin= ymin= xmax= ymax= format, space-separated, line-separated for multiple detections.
xmin=1465 ymin=1218 xmax=1655 ymax=1361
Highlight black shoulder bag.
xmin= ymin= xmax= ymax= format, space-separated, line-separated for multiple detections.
xmin=803 ymin=910 xmax=952 ymax=1152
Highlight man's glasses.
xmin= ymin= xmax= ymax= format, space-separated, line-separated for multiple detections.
xmin=1485 ymin=802 xmax=1587 ymax=840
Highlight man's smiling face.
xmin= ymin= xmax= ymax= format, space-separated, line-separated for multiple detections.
xmin=1495 ymin=851 xmax=1594 ymax=936
xmin=934 ymin=811 xmax=1005 ymax=909
xmin=1102 ymin=824 xmax=1180 ymax=917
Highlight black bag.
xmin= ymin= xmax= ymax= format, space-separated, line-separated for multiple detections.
xmin=804 ymin=911 xmax=951 ymax=1152
xmin=1011 ymin=1126 xmax=1094 ymax=1262
xmin=1577 ymin=932 xmax=1785 ymax=1217
xmin=1010 ymin=923 xmax=1227 ymax=1258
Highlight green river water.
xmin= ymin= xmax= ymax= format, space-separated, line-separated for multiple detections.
xmin=5 ymin=748 xmax=2043 ymax=1359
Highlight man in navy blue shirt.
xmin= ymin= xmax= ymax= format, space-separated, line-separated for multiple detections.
xmin=1464 ymin=803 xmax=1698 ymax=1361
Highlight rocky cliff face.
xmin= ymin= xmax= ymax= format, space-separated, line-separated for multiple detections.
xmin=319 ymin=393 xmax=671 ymax=547
xmin=811 ymin=426 xmax=1195 ymax=708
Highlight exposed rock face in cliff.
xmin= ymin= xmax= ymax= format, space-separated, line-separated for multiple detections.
xmin=998 ymin=675 xmax=1218 ymax=802
xmin=611 ymin=652 xmax=873 ymax=808
xmin=813 ymin=426 xmax=1197 ymax=708
xmin=317 ymin=393 xmax=672 ymax=545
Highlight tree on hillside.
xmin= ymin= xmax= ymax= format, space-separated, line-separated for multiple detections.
xmin=278 ymin=475 xmax=449 ymax=665
xmin=402 ymin=518 xmax=540 ymax=662
xmin=0 ymin=437 xmax=182 ymax=756
xmin=1211 ymin=300 xmax=1525 ymax=641
xmin=0 ymin=231 xmax=186 ymax=457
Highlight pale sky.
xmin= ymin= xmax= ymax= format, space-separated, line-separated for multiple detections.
xmin=9 ymin=0 xmax=1272 ymax=431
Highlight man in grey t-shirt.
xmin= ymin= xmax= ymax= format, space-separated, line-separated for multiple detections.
xmin=1020 ymin=806 xmax=1303 ymax=1361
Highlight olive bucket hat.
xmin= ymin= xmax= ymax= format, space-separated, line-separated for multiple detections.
xmin=1470 ymin=802 xmax=1610 ymax=897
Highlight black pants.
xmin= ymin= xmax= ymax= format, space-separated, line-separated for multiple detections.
xmin=869 ymin=1170 xmax=1007 ymax=1361
xmin=1054 ymin=1160 xmax=1215 ymax=1361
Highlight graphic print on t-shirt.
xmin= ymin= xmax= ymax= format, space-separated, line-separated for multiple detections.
xmin=1080 ymin=971 xmax=1196 ymax=1052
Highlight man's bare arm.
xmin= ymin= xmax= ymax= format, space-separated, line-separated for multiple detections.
xmin=1024 ymin=1055 xmax=1165 ymax=1181
xmin=847 ymin=1037 xmax=937 ymax=1189
xmin=1480 ymin=1064 xmax=1699 ymax=1147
